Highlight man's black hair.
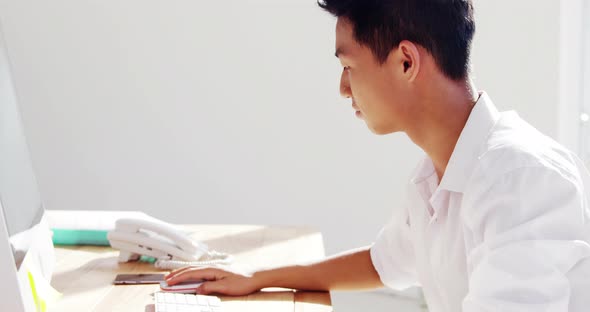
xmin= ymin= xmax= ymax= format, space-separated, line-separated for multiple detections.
xmin=318 ymin=0 xmax=475 ymax=80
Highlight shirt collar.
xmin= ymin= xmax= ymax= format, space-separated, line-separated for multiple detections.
xmin=437 ymin=92 xmax=501 ymax=193
xmin=410 ymin=157 xmax=436 ymax=185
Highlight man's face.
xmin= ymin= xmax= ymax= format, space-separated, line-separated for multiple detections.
xmin=335 ymin=18 xmax=410 ymax=135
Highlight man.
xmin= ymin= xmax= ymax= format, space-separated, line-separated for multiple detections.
xmin=166 ymin=0 xmax=590 ymax=311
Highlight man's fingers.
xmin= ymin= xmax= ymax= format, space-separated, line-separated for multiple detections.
xmin=166 ymin=268 xmax=220 ymax=285
xmin=197 ymin=281 xmax=227 ymax=295
xmin=165 ymin=266 xmax=195 ymax=279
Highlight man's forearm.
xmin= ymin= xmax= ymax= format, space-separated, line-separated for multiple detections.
xmin=252 ymin=246 xmax=384 ymax=291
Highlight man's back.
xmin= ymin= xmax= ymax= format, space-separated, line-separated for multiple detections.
xmin=461 ymin=99 xmax=590 ymax=311
xmin=371 ymin=93 xmax=590 ymax=312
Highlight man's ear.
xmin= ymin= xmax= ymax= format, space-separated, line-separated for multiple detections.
xmin=398 ymin=40 xmax=420 ymax=82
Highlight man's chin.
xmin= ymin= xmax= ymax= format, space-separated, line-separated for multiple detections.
xmin=367 ymin=123 xmax=398 ymax=135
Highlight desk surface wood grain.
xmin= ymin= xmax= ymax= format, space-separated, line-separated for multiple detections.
xmin=51 ymin=224 xmax=332 ymax=312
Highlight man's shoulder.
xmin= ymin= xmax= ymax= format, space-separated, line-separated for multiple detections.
xmin=471 ymin=111 xmax=580 ymax=186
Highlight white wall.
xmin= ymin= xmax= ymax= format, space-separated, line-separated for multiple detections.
xmin=471 ymin=0 xmax=561 ymax=138
xmin=0 ymin=1 xmax=567 ymax=311
xmin=0 ymin=0 xmax=422 ymax=255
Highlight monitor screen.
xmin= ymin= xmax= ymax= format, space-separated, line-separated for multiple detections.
xmin=0 ymin=29 xmax=45 ymax=269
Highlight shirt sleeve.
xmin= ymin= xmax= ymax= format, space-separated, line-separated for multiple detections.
xmin=461 ymin=165 xmax=590 ymax=312
xmin=370 ymin=203 xmax=419 ymax=290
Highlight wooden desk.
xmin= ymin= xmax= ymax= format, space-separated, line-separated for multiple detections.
xmin=51 ymin=225 xmax=332 ymax=312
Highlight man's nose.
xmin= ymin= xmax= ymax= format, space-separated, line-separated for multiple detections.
xmin=339 ymin=69 xmax=352 ymax=99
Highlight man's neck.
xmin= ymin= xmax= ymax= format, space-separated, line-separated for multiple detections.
xmin=406 ymin=78 xmax=479 ymax=181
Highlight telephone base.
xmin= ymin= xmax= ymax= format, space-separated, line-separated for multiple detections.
xmin=118 ymin=251 xmax=140 ymax=262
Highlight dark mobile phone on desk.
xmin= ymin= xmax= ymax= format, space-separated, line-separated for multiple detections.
xmin=113 ymin=273 xmax=165 ymax=285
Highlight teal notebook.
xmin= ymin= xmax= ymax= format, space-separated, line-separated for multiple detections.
xmin=51 ymin=229 xmax=110 ymax=246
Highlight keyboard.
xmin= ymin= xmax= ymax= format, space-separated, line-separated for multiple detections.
xmin=155 ymin=292 xmax=222 ymax=312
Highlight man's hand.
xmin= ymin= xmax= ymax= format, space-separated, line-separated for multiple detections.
xmin=165 ymin=247 xmax=382 ymax=296
xmin=165 ymin=266 xmax=260 ymax=296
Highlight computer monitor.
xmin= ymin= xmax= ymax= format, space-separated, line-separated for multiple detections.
xmin=0 ymin=23 xmax=55 ymax=312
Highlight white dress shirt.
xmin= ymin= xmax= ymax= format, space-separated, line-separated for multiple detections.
xmin=370 ymin=93 xmax=590 ymax=312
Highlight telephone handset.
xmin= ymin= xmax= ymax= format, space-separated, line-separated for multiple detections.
xmin=107 ymin=218 xmax=232 ymax=269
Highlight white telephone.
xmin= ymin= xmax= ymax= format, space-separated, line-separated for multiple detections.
xmin=107 ymin=218 xmax=232 ymax=270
